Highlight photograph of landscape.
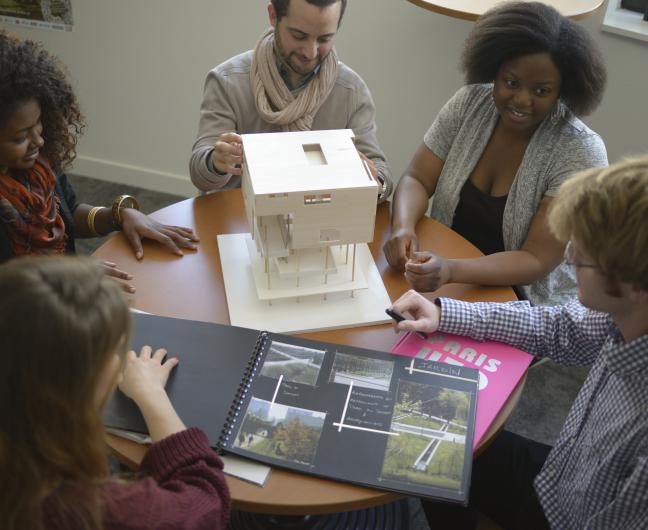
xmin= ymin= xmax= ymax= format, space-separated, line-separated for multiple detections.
xmin=259 ymin=340 xmax=326 ymax=386
xmin=328 ymin=351 xmax=395 ymax=391
xmin=381 ymin=380 xmax=470 ymax=491
xmin=234 ymin=397 xmax=326 ymax=466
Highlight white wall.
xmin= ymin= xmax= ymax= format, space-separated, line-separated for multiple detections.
xmin=2 ymin=1 xmax=647 ymax=197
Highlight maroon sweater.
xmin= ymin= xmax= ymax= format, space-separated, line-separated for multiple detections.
xmin=44 ymin=428 xmax=231 ymax=529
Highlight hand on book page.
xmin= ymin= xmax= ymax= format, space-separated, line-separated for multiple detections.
xmin=118 ymin=346 xmax=185 ymax=442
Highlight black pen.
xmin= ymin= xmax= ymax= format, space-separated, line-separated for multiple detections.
xmin=385 ymin=308 xmax=427 ymax=340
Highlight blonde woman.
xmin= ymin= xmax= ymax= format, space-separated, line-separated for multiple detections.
xmin=0 ymin=256 xmax=230 ymax=529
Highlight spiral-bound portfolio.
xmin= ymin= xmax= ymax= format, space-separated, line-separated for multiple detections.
xmin=104 ymin=311 xmax=480 ymax=504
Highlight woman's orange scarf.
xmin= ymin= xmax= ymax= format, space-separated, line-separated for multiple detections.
xmin=0 ymin=157 xmax=67 ymax=256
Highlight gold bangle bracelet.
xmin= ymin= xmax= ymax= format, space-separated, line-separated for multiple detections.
xmin=111 ymin=194 xmax=140 ymax=227
xmin=87 ymin=206 xmax=106 ymax=237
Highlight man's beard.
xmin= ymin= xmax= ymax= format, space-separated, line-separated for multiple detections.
xmin=274 ymin=31 xmax=323 ymax=77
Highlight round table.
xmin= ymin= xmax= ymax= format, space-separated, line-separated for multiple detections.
xmin=95 ymin=189 xmax=522 ymax=515
xmin=406 ymin=0 xmax=604 ymax=20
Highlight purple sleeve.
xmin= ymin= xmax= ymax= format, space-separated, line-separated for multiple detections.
xmin=102 ymin=428 xmax=231 ymax=530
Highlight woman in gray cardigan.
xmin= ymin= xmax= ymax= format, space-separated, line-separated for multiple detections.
xmin=384 ymin=2 xmax=608 ymax=306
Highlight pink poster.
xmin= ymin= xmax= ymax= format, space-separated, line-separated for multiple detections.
xmin=390 ymin=332 xmax=533 ymax=447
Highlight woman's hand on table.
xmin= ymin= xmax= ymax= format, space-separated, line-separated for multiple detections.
xmin=120 ymin=208 xmax=199 ymax=260
xmin=404 ymin=251 xmax=451 ymax=292
xmin=101 ymin=260 xmax=136 ymax=293
xmin=383 ymin=228 xmax=418 ymax=271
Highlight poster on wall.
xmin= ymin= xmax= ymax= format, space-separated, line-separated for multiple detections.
xmin=0 ymin=0 xmax=73 ymax=32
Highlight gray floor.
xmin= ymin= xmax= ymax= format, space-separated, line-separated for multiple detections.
xmin=69 ymin=173 xmax=589 ymax=529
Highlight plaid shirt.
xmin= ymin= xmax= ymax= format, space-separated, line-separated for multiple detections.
xmin=438 ymin=298 xmax=648 ymax=530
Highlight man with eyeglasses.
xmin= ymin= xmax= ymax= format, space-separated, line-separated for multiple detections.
xmin=389 ymin=157 xmax=648 ymax=529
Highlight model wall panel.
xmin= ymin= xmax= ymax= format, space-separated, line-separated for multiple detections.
xmin=289 ymin=190 xmax=377 ymax=247
xmin=241 ymin=166 xmax=255 ymax=231
xmin=251 ymin=184 xmax=377 ymax=216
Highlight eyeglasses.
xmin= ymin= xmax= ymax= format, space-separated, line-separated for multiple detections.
xmin=564 ymin=240 xmax=598 ymax=269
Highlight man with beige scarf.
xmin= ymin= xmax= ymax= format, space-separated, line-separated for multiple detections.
xmin=190 ymin=0 xmax=393 ymax=201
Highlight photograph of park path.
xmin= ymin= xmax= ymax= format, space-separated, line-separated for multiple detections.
xmin=234 ymin=397 xmax=326 ymax=466
xmin=259 ymin=340 xmax=326 ymax=386
xmin=328 ymin=351 xmax=395 ymax=391
xmin=381 ymin=380 xmax=469 ymax=490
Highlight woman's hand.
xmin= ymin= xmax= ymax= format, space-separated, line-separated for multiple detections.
xmin=118 ymin=346 xmax=178 ymax=406
xmin=390 ymin=289 xmax=441 ymax=335
xmin=405 ymin=251 xmax=452 ymax=292
xmin=101 ymin=260 xmax=135 ymax=293
xmin=118 ymin=346 xmax=185 ymax=442
xmin=119 ymin=208 xmax=199 ymax=260
xmin=383 ymin=228 xmax=418 ymax=271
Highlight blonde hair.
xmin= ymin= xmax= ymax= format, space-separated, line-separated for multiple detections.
xmin=0 ymin=256 xmax=131 ymax=530
xmin=549 ymin=156 xmax=648 ymax=291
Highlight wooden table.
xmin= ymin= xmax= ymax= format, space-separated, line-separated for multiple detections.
xmin=96 ymin=189 xmax=521 ymax=515
xmin=406 ymin=0 xmax=604 ymax=20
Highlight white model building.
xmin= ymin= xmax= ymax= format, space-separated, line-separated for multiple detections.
xmin=240 ymin=129 xmax=379 ymax=301
xmin=217 ymin=129 xmax=391 ymax=334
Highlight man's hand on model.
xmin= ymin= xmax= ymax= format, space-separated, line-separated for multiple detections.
xmin=212 ymin=132 xmax=243 ymax=175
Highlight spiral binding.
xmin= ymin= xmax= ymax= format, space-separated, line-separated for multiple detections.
xmin=217 ymin=331 xmax=269 ymax=451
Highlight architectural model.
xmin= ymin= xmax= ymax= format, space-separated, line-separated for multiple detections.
xmin=218 ymin=129 xmax=391 ymax=333
xmin=241 ymin=129 xmax=378 ymax=300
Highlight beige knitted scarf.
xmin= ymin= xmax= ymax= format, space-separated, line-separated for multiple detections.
xmin=251 ymin=27 xmax=338 ymax=132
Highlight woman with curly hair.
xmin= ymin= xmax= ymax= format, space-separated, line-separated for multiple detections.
xmin=0 ymin=256 xmax=230 ymax=529
xmin=384 ymin=2 xmax=608 ymax=305
xmin=0 ymin=32 xmax=198 ymax=288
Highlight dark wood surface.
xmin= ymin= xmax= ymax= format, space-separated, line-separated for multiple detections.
xmin=96 ymin=189 xmax=521 ymax=515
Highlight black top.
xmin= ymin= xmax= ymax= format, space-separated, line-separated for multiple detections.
xmin=451 ymin=178 xmax=507 ymax=256
xmin=0 ymin=171 xmax=78 ymax=263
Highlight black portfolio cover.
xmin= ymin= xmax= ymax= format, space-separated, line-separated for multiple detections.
xmin=103 ymin=312 xmax=479 ymax=504
xmin=102 ymin=312 xmax=262 ymax=447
